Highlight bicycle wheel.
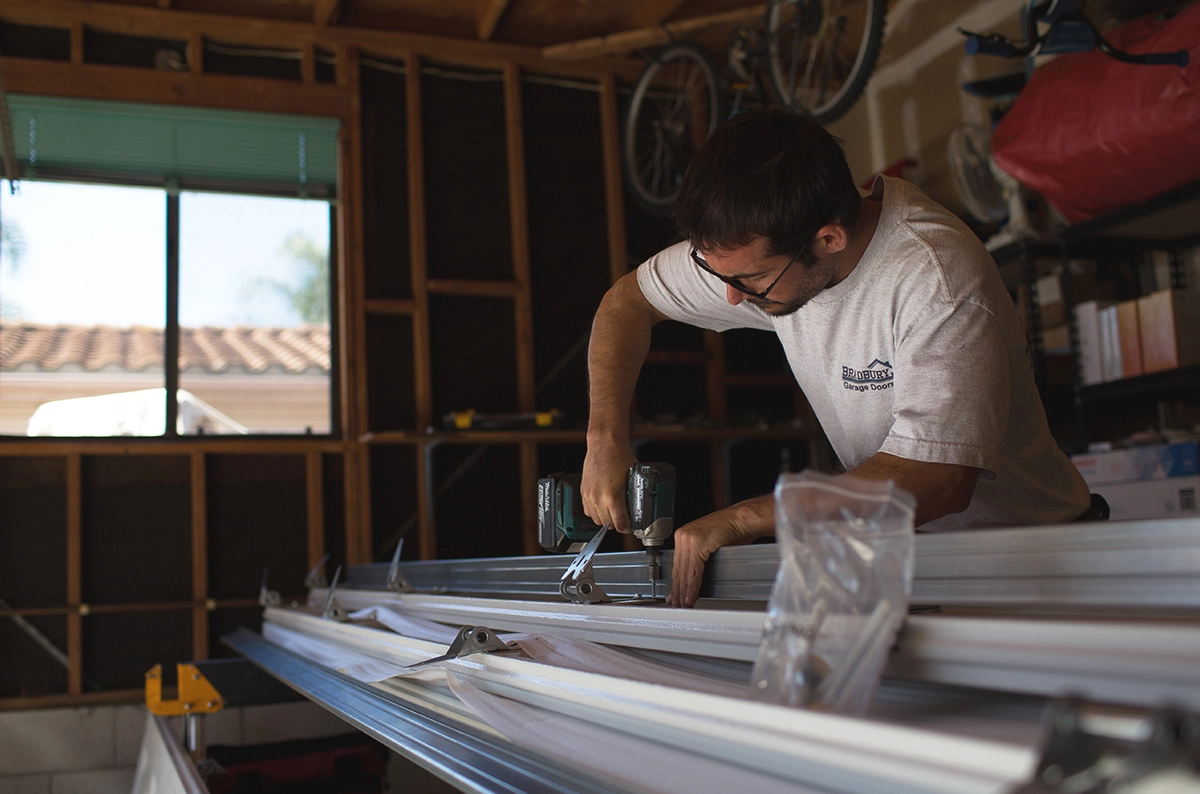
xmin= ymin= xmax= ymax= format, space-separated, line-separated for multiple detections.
xmin=766 ymin=0 xmax=886 ymax=124
xmin=624 ymin=41 xmax=725 ymax=217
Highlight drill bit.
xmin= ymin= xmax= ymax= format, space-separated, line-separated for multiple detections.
xmin=648 ymin=548 xmax=661 ymax=600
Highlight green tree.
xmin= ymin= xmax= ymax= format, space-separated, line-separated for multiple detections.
xmin=274 ymin=231 xmax=329 ymax=325
xmin=0 ymin=217 xmax=26 ymax=319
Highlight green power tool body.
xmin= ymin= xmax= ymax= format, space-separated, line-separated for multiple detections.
xmin=537 ymin=463 xmax=676 ymax=596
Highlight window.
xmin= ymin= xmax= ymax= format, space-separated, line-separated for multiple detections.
xmin=0 ymin=95 xmax=340 ymax=437
xmin=179 ymin=192 xmax=332 ymax=434
xmin=0 ymin=181 xmax=166 ymax=436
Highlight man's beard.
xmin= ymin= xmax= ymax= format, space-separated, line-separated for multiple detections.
xmin=748 ymin=290 xmax=815 ymax=317
xmin=747 ymin=247 xmax=827 ymax=317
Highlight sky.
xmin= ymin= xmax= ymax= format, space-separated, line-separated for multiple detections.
xmin=0 ymin=180 xmax=330 ymax=328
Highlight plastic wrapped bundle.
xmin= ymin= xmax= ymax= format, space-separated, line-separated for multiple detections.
xmin=751 ymin=471 xmax=915 ymax=715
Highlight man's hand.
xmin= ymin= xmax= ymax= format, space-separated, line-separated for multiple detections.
xmin=581 ymin=436 xmax=638 ymax=534
xmin=667 ymin=496 xmax=774 ymax=608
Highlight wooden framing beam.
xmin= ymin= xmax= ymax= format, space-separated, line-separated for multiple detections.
xmin=0 ymin=689 xmax=143 ymax=712
xmin=504 ymin=62 xmax=539 ymax=556
xmin=0 ymin=57 xmax=351 ymax=118
xmin=407 ymin=51 xmax=433 ymax=434
xmin=70 ymin=20 xmax=84 ymax=65
xmin=704 ymin=330 xmax=726 ymax=421
xmin=505 ymin=63 xmax=534 ymax=415
xmin=425 ymin=279 xmax=520 ymax=298
xmin=306 ymin=452 xmax=325 ymax=572
xmin=416 ymin=442 xmax=436 ymax=560
xmin=301 ymin=40 xmax=317 ymax=83
xmin=190 ymin=453 xmax=208 ymax=661
xmin=477 ymin=0 xmax=511 ymax=41
xmin=314 ymin=0 xmax=345 ymax=27
xmin=188 ymin=32 xmax=204 ymax=74
xmin=355 ymin=445 xmax=373 ymax=563
xmin=343 ymin=449 xmax=363 ymax=564
xmin=543 ymin=5 xmax=766 ymax=61
xmin=363 ymin=298 xmax=417 ymax=314
xmin=0 ymin=440 xmax=345 ymax=457
xmin=66 ymin=454 xmax=82 ymax=697
xmin=630 ymin=0 xmax=693 ymax=29
xmin=599 ymin=74 xmax=628 ymax=286
xmin=0 ymin=0 xmax=641 ymax=81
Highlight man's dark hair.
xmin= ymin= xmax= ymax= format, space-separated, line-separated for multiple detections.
xmin=672 ymin=109 xmax=861 ymax=259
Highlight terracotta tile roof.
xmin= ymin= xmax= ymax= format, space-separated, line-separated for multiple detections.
xmin=1 ymin=322 xmax=331 ymax=374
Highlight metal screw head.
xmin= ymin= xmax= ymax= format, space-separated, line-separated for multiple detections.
xmin=192 ymin=674 xmax=200 ymax=681
xmin=183 ymin=703 xmax=193 ymax=711
xmin=206 ymin=701 xmax=216 ymax=709
xmin=580 ymin=582 xmax=593 ymax=595
xmin=475 ymin=630 xmax=490 ymax=643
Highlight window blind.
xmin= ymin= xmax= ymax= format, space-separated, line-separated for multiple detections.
xmin=8 ymin=95 xmax=340 ymax=195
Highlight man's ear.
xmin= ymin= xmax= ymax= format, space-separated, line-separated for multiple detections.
xmin=812 ymin=223 xmax=849 ymax=256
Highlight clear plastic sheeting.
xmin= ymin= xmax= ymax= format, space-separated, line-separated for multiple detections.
xmin=753 ymin=472 xmax=915 ymax=714
xmin=257 ymin=607 xmax=1036 ymax=794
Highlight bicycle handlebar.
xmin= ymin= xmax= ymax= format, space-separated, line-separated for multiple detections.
xmin=962 ymin=32 xmax=1018 ymax=58
xmin=960 ymin=20 xmax=1191 ymax=68
xmin=1138 ymin=50 xmax=1190 ymax=67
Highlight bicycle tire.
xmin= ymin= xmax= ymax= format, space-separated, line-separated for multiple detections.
xmin=624 ymin=41 xmax=725 ymax=217
xmin=766 ymin=0 xmax=886 ymax=125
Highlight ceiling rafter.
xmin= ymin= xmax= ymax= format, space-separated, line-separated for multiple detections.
xmin=313 ymin=0 xmax=345 ymax=26
xmin=477 ymin=0 xmax=511 ymax=40
xmin=0 ymin=0 xmax=643 ymax=81
xmin=543 ymin=5 xmax=765 ymax=61
xmin=629 ymin=0 xmax=692 ymax=29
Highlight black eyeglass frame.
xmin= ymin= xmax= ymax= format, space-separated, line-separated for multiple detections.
xmin=690 ymin=245 xmax=803 ymax=300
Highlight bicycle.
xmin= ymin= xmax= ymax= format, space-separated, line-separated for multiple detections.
xmin=623 ymin=0 xmax=887 ymax=216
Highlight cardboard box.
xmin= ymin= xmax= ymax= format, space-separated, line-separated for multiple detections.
xmin=1138 ymin=289 xmax=1200 ymax=374
xmin=1037 ymin=274 xmax=1067 ymax=326
xmin=1098 ymin=304 xmax=1123 ymax=382
xmin=1072 ymin=442 xmax=1200 ymax=486
xmin=1035 ymin=265 xmax=1107 ymax=327
xmin=1092 ymin=476 xmax=1200 ymax=521
xmin=1073 ymin=300 xmax=1110 ymax=386
xmin=1042 ymin=324 xmax=1070 ymax=354
xmin=1117 ymin=300 xmax=1143 ymax=378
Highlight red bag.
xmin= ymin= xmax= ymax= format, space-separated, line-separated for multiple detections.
xmin=991 ymin=3 xmax=1200 ymax=223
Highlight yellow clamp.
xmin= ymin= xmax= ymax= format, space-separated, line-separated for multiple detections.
xmin=145 ymin=663 xmax=224 ymax=716
xmin=453 ymin=410 xmax=476 ymax=430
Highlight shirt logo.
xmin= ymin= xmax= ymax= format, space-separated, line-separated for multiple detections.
xmin=842 ymin=359 xmax=894 ymax=392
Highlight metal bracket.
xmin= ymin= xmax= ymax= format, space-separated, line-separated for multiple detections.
xmin=559 ymin=523 xmax=612 ymax=604
xmin=304 ymin=554 xmax=330 ymax=589
xmin=1015 ymin=698 xmax=1200 ymax=792
xmin=386 ymin=538 xmax=414 ymax=593
xmin=258 ymin=569 xmax=281 ymax=607
xmin=323 ymin=566 xmax=349 ymax=621
xmin=145 ymin=663 xmax=224 ymax=716
xmin=406 ymin=625 xmax=519 ymax=669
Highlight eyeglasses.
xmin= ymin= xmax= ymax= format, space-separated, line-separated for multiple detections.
xmin=690 ymin=246 xmax=803 ymax=300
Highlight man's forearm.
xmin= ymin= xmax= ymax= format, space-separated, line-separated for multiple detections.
xmin=846 ymin=452 xmax=978 ymax=526
xmin=586 ymin=272 xmax=663 ymax=440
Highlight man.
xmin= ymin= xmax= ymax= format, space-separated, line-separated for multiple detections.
xmin=581 ymin=109 xmax=1090 ymax=608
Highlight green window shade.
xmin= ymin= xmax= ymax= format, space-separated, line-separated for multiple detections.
xmin=8 ymin=95 xmax=340 ymax=195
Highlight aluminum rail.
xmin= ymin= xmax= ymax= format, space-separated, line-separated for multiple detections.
xmin=254 ymin=610 xmax=1036 ymax=794
xmin=223 ymin=628 xmax=626 ymax=794
xmin=350 ymin=518 xmax=1200 ymax=610
xmin=311 ymin=589 xmax=1200 ymax=711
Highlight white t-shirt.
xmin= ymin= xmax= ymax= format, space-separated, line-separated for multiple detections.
xmin=637 ymin=176 xmax=1090 ymax=530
